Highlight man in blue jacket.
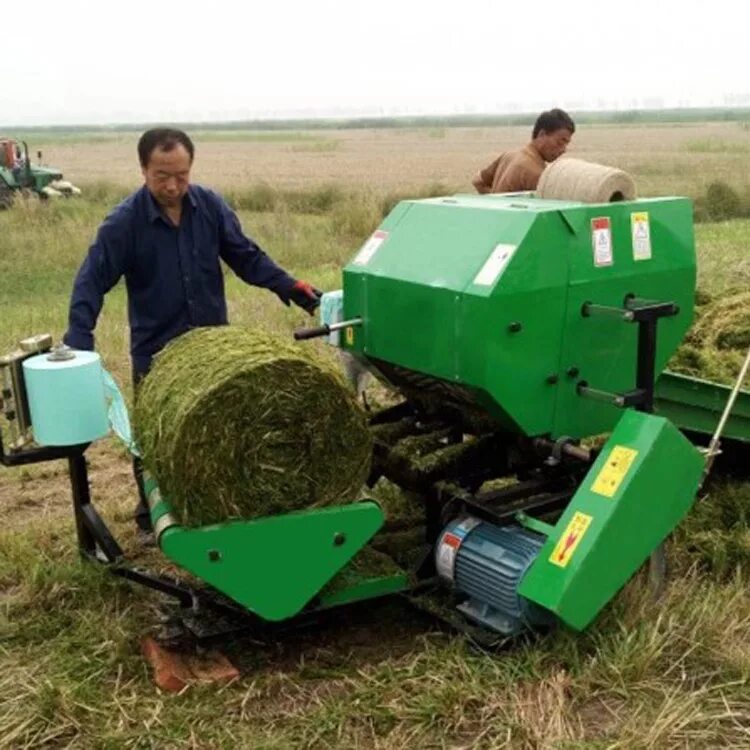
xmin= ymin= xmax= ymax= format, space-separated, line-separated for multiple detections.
xmin=64 ymin=127 xmax=321 ymax=531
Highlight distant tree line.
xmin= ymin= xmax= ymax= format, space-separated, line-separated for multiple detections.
xmin=6 ymin=107 xmax=750 ymax=134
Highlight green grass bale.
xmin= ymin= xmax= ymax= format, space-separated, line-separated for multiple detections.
xmin=134 ymin=326 xmax=372 ymax=526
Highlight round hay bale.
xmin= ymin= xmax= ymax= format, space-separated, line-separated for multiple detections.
xmin=134 ymin=326 xmax=372 ymax=526
xmin=536 ymin=158 xmax=636 ymax=203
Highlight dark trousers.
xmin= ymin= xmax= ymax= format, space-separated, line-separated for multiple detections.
xmin=132 ymin=368 xmax=151 ymax=531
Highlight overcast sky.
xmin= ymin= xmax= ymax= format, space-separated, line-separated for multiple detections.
xmin=2 ymin=0 xmax=746 ymax=126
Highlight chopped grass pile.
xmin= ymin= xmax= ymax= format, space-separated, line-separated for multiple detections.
xmin=134 ymin=326 xmax=372 ymax=526
xmin=321 ymin=545 xmax=404 ymax=597
xmin=670 ymin=290 xmax=750 ymax=384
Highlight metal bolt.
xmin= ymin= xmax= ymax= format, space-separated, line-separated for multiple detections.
xmin=546 ymin=374 xmax=559 ymax=385
xmin=508 ymin=321 xmax=522 ymax=334
xmin=333 ymin=533 xmax=346 ymax=547
xmin=208 ymin=549 xmax=221 ymax=562
xmin=566 ymin=367 xmax=579 ymax=378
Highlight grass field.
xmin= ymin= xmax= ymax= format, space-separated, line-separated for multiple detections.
xmin=3 ymin=122 xmax=750 ymax=748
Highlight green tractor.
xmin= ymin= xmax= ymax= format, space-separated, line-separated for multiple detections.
xmin=0 ymin=137 xmax=81 ymax=208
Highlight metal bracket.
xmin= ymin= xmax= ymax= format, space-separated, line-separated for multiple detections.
xmin=544 ymin=436 xmax=574 ymax=466
xmin=579 ymin=296 xmax=679 ymax=414
xmin=577 ymin=383 xmax=648 ymax=409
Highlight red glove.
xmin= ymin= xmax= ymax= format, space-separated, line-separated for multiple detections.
xmin=289 ymin=280 xmax=322 ymax=314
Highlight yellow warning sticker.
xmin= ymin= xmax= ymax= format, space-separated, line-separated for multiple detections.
xmin=345 ymin=327 xmax=354 ymax=345
xmin=591 ymin=445 xmax=639 ymax=498
xmin=549 ymin=511 xmax=592 ymax=568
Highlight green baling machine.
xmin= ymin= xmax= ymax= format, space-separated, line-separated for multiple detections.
xmin=2 ymin=192 xmax=750 ymax=645
xmin=296 ymin=192 xmax=749 ymax=636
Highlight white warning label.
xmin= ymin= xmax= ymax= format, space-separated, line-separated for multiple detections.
xmin=591 ymin=217 xmax=613 ymax=267
xmin=631 ymin=212 xmax=652 ymax=261
xmin=436 ymin=533 xmax=461 ymax=581
xmin=436 ymin=517 xmax=480 ymax=582
xmin=352 ymin=230 xmax=388 ymax=266
xmin=473 ymin=243 xmax=517 ymax=286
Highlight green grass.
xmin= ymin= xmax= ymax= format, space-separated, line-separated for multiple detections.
xmin=684 ymin=138 xmax=750 ymax=154
xmin=290 ymin=139 xmax=341 ymax=153
xmin=695 ymin=219 xmax=750 ymax=293
xmin=3 ymin=187 xmax=750 ymax=747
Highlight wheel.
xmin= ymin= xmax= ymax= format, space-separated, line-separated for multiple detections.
xmin=0 ymin=180 xmax=13 ymax=209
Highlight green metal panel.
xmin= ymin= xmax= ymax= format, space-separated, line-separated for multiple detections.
xmin=0 ymin=166 xmax=18 ymax=189
xmin=655 ymin=371 xmax=750 ymax=443
xmin=318 ymin=573 xmax=410 ymax=608
xmin=0 ymin=164 xmax=62 ymax=192
xmin=346 ymin=199 xmax=538 ymax=385
xmin=343 ymin=196 xmax=573 ymax=433
xmin=518 ymin=409 xmax=704 ymax=630
xmin=343 ymin=195 xmax=695 ymax=439
xmin=551 ymin=198 xmax=696 ymax=437
xmin=157 ymin=501 xmax=385 ymax=621
xmin=457 ymin=210 xmax=572 ymax=433
xmin=30 ymin=166 xmax=63 ymax=191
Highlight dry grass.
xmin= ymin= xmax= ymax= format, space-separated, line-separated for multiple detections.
xmin=32 ymin=121 xmax=750 ymax=198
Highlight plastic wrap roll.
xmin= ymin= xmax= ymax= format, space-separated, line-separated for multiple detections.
xmin=23 ymin=349 xmax=110 ymax=446
xmin=320 ymin=289 xmax=344 ymax=346
xmin=536 ymin=158 xmax=636 ymax=203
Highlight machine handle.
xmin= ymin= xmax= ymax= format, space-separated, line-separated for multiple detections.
xmin=294 ymin=325 xmax=331 ymax=341
xmin=293 ymin=317 xmax=363 ymax=342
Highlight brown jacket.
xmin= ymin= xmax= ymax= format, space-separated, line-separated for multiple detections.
xmin=473 ymin=143 xmax=546 ymax=194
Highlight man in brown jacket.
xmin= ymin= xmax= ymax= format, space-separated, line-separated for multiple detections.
xmin=473 ymin=109 xmax=575 ymax=194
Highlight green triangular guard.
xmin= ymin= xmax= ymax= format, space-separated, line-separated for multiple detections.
xmin=159 ymin=501 xmax=384 ymax=621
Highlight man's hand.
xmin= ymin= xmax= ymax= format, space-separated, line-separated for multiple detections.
xmin=62 ymin=329 xmax=94 ymax=351
xmin=288 ymin=280 xmax=322 ymax=315
xmin=472 ymin=173 xmax=491 ymax=194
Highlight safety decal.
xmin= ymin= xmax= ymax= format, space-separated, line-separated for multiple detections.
xmin=474 ymin=243 xmax=517 ymax=286
xmin=591 ymin=445 xmax=639 ymax=498
xmin=436 ymin=518 xmax=480 ymax=581
xmin=631 ymin=212 xmax=652 ymax=261
xmin=352 ymin=230 xmax=388 ymax=266
xmin=549 ymin=511 xmax=592 ymax=568
xmin=591 ymin=217 xmax=613 ymax=267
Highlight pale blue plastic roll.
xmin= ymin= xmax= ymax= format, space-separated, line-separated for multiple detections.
xmin=23 ymin=350 xmax=110 ymax=446
xmin=103 ymin=369 xmax=140 ymax=456
xmin=320 ymin=289 xmax=344 ymax=346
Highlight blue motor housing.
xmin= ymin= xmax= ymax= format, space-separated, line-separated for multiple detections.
xmin=436 ymin=517 xmax=555 ymax=635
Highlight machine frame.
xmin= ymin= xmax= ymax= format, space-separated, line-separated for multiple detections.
xmin=1 ymin=293 xmax=682 ymax=646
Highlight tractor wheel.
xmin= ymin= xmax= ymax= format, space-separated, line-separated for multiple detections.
xmin=0 ymin=180 xmax=13 ymax=210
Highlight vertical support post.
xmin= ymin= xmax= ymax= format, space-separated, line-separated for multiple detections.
xmin=68 ymin=451 xmax=95 ymax=556
xmin=636 ymin=319 xmax=657 ymax=414
xmin=635 ymin=317 xmax=666 ymax=596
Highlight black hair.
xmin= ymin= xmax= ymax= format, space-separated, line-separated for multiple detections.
xmin=532 ymin=109 xmax=575 ymax=139
xmin=137 ymin=128 xmax=195 ymax=167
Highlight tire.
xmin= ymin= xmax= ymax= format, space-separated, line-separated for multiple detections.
xmin=0 ymin=180 xmax=13 ymax=209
